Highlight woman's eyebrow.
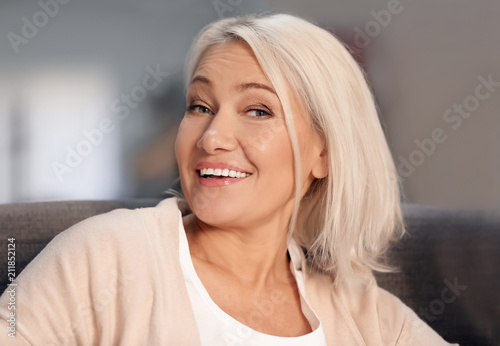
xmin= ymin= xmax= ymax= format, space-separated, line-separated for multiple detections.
xmin=190 ymin=75 xmax=276 ymax=96
xmin=190 ymin=75 xmax=211 ymax=86
xmin=237 ymin=82 xmax=276 ymax=96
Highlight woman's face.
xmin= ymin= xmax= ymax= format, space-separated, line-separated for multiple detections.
xmin=175 ymin=42 xmax=326 ymax=229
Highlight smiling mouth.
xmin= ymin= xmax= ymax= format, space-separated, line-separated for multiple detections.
xmin=197 ymin=168 xmax=251 ymax=179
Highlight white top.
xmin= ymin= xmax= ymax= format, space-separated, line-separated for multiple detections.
xmin=178 ymin=211 xmax=328 ymax=345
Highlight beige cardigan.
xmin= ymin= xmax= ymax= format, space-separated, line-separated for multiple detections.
xmin=0 ymin=198 xmax=456 ymax=345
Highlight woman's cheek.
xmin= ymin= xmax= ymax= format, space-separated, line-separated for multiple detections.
xmin=175 ymin=121 xmax=194 ymax=167
xmin=177 ymin=119 xmax=199 ymax=148
xmin=243 ymin=125 xmax=287 ymax=160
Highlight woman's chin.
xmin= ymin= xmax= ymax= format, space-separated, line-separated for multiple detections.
xmin=190 ymin=204 xmax=241 ymax=226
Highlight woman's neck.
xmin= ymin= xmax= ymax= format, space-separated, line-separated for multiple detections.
xmin=183 ymin=214 xmax=293 ymax=290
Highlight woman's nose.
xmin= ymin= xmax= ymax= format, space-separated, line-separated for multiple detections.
xmin=196 ymin=109 xmax=238 ymax=154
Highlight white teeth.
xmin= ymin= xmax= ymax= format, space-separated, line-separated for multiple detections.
xmin=199 ymin=167 xmax=251 ymax=178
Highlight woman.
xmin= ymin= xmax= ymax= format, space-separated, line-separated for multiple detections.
xmin=0 ymin=14 xmax=456 ymax=345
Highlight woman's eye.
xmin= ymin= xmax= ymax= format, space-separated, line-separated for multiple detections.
xmin=248 ymin=109 xmax=271 ymax=117
xmin=188 ymin=105 xmax=211 ymax=114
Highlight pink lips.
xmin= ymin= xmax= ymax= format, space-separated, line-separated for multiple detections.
xmin=195 ymin=161 xmax=251 ymax=187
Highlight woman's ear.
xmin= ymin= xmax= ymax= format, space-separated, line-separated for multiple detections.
xmin=312 ymin=146 xmax=328 ymax=179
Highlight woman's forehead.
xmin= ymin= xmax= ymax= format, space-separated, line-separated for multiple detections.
xmin=193 ymin=42 xmax=268 ymax=83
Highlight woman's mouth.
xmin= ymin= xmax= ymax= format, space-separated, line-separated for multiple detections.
xmin=197 ymin=168 xmax=252 ymax=179
xmin=196 ymin=167 xmax=252 ymax=187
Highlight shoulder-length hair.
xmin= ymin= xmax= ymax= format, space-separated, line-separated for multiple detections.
xmin=182 ymin=13 xmax=405 ymax=284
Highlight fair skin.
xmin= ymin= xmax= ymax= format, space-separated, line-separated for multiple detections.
xmin=175 ymin=41 xmax=327 ymax=337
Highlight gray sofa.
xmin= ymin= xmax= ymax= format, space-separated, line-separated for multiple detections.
xmin=0 ymin=199 xmax=498 ymax=345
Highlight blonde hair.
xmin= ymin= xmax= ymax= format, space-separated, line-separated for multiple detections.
xmin=182 ymin=13 xmax=405 ymax=283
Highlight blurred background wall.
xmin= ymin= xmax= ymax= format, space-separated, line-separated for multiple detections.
xmin=0 ymin=0 xmax=498 ymax=211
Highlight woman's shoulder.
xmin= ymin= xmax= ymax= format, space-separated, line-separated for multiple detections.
xmin=303 ymin=269 xmax=457 ymax=345
xmin=31 ymin=196 xmax=184 ymax=280
xmin=0 ymin=197 xmax=188 ymax=345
